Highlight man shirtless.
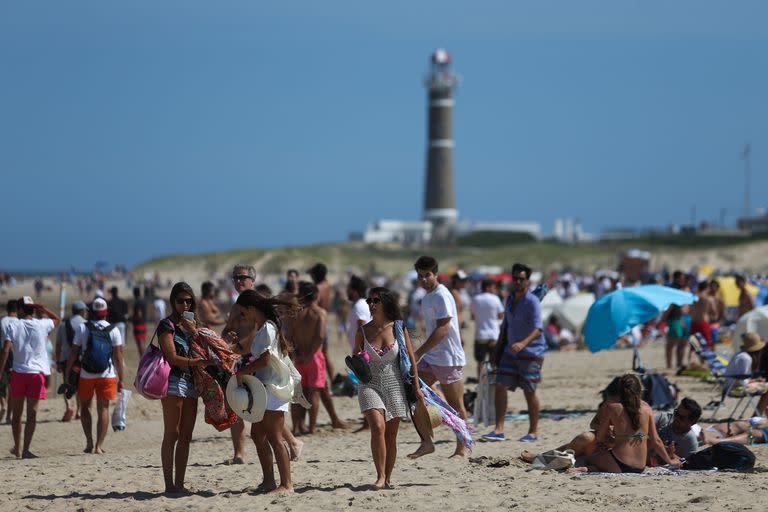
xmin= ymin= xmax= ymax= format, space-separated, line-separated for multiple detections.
xmin=285 ymin=281 xmax=345 ymax=434
xmin=736 ymin=274 xmax=755 ymax=319
xmin=306 ymin=263 xmax=348 ymax=429
xmin=689 ymin=281 xmax=717 ymax=349
xmin=708 ymin=280 xmax=726 ymax=343
xmin=197 ymin=281 xmax=226 ymax=328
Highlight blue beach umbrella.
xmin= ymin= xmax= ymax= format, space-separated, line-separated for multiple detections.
xmin=584 ymin=285 xmax=697 ymax=353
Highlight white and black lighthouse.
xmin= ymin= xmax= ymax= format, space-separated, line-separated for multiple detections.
xmin=423 ymin=48 xmax=459 ymax=245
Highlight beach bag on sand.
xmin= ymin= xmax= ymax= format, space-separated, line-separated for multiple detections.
xmin=111 ymin=389 xmax=131 ymax=431
xmin=683 ymin=442 xmax=755 ymax=471
xmin=531 ymin=449 xmax=576 ymax=471
xmin=134 ymin=329 xmax=170 ymax=400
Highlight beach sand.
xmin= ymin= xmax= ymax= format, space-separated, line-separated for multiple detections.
xmin=3 ymin=285 xmax=768 ymax=511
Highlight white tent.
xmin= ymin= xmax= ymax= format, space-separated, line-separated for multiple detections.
xmin=733 ymin=305 xmax=768 ymax=351
xmin=552 ymin=293 xmax=596 ymax=333
xmin=540 ymin=290 xmax=564 ymax=324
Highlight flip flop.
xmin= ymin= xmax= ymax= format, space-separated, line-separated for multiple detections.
xmin=345 ymin=355 xmax=372 ymax=384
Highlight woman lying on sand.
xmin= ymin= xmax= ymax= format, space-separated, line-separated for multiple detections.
xmin=520 ymin=378 xmax=621 ymax=464
xmin=700 ymin=417 xmax=768 ymax=446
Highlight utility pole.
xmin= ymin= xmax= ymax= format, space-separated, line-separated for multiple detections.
xmin=742 ymin=143 xmax=751 ymax=219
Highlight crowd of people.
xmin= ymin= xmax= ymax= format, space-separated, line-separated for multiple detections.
xmin=2 ymin=256 xmax=768 ymax=494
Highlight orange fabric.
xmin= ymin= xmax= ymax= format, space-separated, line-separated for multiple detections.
xmin=78 ymin=377 xmax=117 ymax=401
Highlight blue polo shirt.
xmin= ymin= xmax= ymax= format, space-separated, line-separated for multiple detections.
xmin=504 ymin=291 xmax=545 ymax=358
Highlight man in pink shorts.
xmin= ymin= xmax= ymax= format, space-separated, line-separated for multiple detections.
xmin=411 ymin=256 xmax=469 ymax=459
xmin=284 ymin=282 xmax=342 ymax=434
xmin=0 ymin=296 xmax=60 ymax=458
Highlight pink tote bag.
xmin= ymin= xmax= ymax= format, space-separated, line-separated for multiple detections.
xmin=134 ymin=328 xmax=170 ymax=400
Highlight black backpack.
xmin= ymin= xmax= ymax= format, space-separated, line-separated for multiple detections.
xmin=683 ymin=442 xmax=756 ymax=471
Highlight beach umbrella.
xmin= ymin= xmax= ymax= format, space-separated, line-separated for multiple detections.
xmin=553 ymin=293 xmax=596 ymax=333
xmin=714 ymin=276 xmax=759 ymax=308
xmin=733 ymin=306 xmax=768 ymax=350
xmin=583 ymin=285 xmax=697 ymax=353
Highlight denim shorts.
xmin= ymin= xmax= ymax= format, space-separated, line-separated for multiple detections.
xmin=167 ymin=373 xmax=197 ymax=399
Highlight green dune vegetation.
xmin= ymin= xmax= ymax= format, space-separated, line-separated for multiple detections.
xmin=135 ymin=233 xmax=768 ymax=276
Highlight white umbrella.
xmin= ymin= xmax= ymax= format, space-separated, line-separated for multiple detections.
xmin=553 ymin=293 xmax=596 ymax=333
xmin=733 ymin=305 xmax=768 ymax=350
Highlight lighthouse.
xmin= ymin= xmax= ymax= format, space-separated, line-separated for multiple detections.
xmin=423 ymin=48 xmax=459 ymax=245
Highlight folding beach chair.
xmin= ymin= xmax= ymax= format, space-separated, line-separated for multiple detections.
xmin=690 ymin=334 xmax=762 ymax=420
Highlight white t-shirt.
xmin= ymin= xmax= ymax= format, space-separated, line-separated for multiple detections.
xmin=346 ymin=298 xmax=372 ymax=352
xmin=470 ymin=292 xmax=505 ymax=341
xmin=4 ymin=318 xmax=53 ymax=374
xmin=421 ymin=284 xmax=465 ymax=367
xmin=73 ymin=320 xmax=123 ymax=379
xmin=726 ymin=351 xmax=753 ymax=387
xmin=153 ymin=298 xmax=166 ymax=321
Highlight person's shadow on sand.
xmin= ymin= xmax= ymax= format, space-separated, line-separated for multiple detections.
xmin=23 ymin=490 xmax=217 ymax=501
xmin=294 ymin=482 xmax=431 ymax=493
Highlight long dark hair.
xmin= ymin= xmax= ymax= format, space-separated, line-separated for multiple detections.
xmin=368 ymin=287 xmax=402 ymax=322
xmin=169 ymin=282 xmax=196 ymax=318
xmin=235 ymin=289 xmax=300 ymax=356
xmin=618 ymin=374 xmax=642 ymax=430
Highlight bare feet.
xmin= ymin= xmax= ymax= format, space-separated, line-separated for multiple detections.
xmin=254 ymin=481 xmax=277 ymax=494
xmin=449 ymin=449 xmax=468 ymax=459
xmin=268 ymin=485 xmax=294 ymax=494
xmin=94 ymin=447 xmax=106 ymax=455
xmin=407 ymin=442 xmax=435 ymax=459
xmin=222 ymin=456 xmax=245 ymax=465
xmin=83 ymin=444 xmax=93 ymax=454
xmin=565 ymin=466 xmax=589 ymax=474
xmin=164 ymin=486 xmax=193 ymax=496
xmin=288 ymin=439 xmax=304 ymax=462
xmin=10 ymin=447 xmax=21 ymax=459
xmin=331 ymin=419 xmax=349 ymax=429
xmin=520 ymin=450 xmax=537 ymax=463
xmin=61 ymin=407 xmax=75 ymax=422
xmin=21 ymin=450 xmax=38 ymax=459
xmin=371 ymin=478 xmax=386 ymax=491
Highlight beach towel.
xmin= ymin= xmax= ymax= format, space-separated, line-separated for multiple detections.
xmin=190 ymin=328 xmax=240 ymax=431
xmin=394 ymin=320 xmax=474 ymax=452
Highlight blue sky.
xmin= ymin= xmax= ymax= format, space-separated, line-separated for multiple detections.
xmin=2 ymin=1 xmax=767 ymax=270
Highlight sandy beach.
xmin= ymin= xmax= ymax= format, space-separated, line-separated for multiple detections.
xmin=3 ymin=295 xmax=768 ymax=512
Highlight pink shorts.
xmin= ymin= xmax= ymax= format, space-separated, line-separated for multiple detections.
xmin=417 ymin=361 xmax=464 ymax=385
xmin=295 ymin=351 xmax=327 ymax=389
xmin=10 ymin=371 xmax=47 ymax=399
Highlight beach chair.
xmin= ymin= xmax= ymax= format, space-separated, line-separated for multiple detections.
xmin=689 ymin=334 xmax=762 ymax=420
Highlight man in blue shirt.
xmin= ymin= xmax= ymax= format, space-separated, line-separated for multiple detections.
xmin=482 ymin=263 xmax=545 ymax=442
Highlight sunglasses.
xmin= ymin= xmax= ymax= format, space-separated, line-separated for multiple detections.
xmin=366 ymin=297 xmax=382 ymax=305
xmin=175 ymin=298 xmax=193 ymax=305
xmin=232 ymin=275 xmax=252 ymax=282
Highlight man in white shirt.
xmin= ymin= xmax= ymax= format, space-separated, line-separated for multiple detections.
xmin=153 ymin=295 xmax=167 ymax=322
xmin=470 ymin=279 xmax=505 ymax=378
xmin=411 ymin=256 xmax=469 ymax=459
xmin=346 ymin=275 xmax=371 ymax=353
xmin=65 ymin=298 xmax=124 ymax=454
xmin=0 ymin=296 xmax=60 ymax=458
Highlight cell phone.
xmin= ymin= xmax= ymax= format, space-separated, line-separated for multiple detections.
xmin=183 ymin=311 xmax=195 ymax=322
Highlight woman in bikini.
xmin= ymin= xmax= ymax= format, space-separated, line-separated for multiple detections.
xmin=568 ymin=374 xmax=681 ymax=473
xmin=355 ymin=287 xmax=422 ymax=490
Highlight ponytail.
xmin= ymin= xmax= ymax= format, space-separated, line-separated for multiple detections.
xmin=619 ymin=374 xmax=642 ymax=430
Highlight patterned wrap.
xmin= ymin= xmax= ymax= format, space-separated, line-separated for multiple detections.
xmin=394 ymin=320 xmax=474 ymax=452
xmin=190 ymin=328 xmax=240 ymax=431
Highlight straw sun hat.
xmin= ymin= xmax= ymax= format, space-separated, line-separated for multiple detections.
xmin=742 ymin=332 xmax=766 ymax=353
xmin=226 ymin=375 xmax=267 ymax=423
